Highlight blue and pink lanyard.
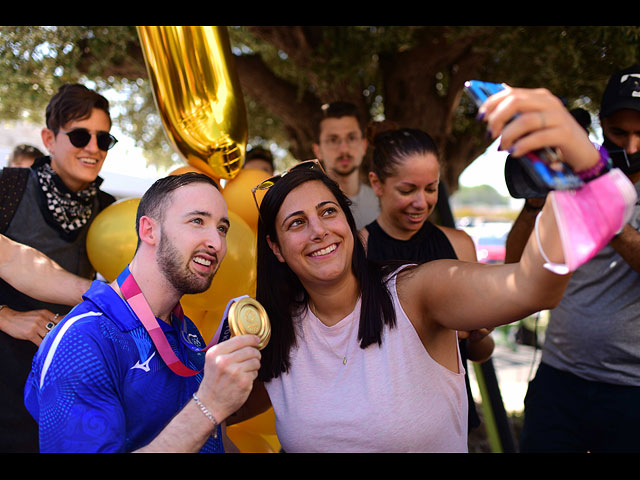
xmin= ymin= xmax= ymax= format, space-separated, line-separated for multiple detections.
xmin=116 ymin=265 xmax=244 ymax=377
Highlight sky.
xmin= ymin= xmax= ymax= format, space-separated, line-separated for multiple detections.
xmin=458 ymin=139 xmax=510 ymax=197
xmin=456 ymin=139 xmax=527 ymax=212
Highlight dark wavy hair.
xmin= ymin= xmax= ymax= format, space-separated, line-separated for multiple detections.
xmin=256 ymin=167 xmax=397 ymax=381
xmin=45 ymin=83 xmax=112 ymax=134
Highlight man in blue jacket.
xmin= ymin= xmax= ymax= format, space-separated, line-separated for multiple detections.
xmin=25 ymin=173 xmax=262 ymax=452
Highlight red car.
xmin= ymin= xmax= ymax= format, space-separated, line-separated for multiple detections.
xmin=475 ymin=232 xmax=507 ymax=264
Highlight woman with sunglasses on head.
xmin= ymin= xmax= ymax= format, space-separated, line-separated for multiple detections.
xmin=237 ymin=86 xmax=636 ymax=452
xmin=359 ymin=120 xmax=494 ymax=435
xmin=0 ymin=83 xmax=117 ymax=453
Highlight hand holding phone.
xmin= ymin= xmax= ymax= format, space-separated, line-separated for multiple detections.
xmin=464 ymin=80 xmax=584 ymax=192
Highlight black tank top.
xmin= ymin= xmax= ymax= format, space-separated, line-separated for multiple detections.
xmin=365 ymin=219 xmax=457 ymax=263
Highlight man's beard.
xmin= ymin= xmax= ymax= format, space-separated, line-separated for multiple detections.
xmin=332 ymin=166 xmax=357 ymax=177
xmin=156 ymin=232 xmax=216 ymax=295
xmin=331 ymin=155 xmax=358 ymax=177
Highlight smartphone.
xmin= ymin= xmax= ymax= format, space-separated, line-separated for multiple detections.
xmin=464 ymin=80 xmax=584 ymax=191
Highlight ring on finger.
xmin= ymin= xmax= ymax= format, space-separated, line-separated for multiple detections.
xmin=46 ymin=321 xmax=55 ymax=331
xmin=539 ymin=111 xmax=547 ymax=129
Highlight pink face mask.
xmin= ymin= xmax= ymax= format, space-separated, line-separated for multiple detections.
xmin=538 ymin=168 xmax=637 ymax=274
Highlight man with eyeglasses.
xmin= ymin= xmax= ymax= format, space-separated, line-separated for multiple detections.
xmin=312 ymin=101 xmax=380 ymax=230
xmin=505 ymin=65 xmax=640 ymax=453
xmin=0 ymin=83 xmax=117 ymax=452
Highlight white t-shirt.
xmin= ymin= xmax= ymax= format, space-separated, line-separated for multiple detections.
xmin=349 ymin=183 xmax=380 ymax=231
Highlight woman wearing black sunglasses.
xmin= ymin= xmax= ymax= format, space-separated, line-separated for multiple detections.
xmin=0 ymin=83 xmax=117 ymax=453
xmin=229 ymin=85 xmax=636 ymax=453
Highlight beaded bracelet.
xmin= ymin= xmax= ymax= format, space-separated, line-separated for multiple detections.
xmin=192 ymin=393 xmax=219 ymax=438
xmin=575 ymin=144 xmax=611 ymax=181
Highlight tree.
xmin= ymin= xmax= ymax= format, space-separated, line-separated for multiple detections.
xmin=451 ymin=184 xmax=510 ymax=207
xmin=2 ymin=26 xmax=639 ymax=191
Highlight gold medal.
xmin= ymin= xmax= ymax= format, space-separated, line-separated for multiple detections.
xmin=228 ymin=297 xmax=271 ymax=350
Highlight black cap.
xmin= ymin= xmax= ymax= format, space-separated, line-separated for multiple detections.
xmin=600 ymin=64 xmax=640 ymax=118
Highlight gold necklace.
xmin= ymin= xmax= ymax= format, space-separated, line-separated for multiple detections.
xmin=309 ymin=302 xmax=357 ymax=366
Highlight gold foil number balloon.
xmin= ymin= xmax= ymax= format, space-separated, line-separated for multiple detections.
xmin=137 ymin=26 xmax=248 ymax=180
xmin=86 ymin=198 xmax=140 ymax=282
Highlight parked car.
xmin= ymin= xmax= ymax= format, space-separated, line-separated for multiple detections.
xmin=475 ymin=231 xmax=507 ymax=264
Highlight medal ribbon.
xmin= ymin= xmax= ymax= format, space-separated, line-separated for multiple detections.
xmin=116 ymin=265 xmax=246 ymax=377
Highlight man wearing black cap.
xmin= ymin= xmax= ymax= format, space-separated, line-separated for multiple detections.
xmin=505 ymin=65 xmax=640 ymax=453
xmin=599 ymin=65 xmax=640 ymax=182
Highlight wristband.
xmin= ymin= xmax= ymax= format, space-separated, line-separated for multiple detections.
xmin=575 ymin=144 xmax=611 ymax=181
xmin=192 ymin=393 xmax=219 ymax=438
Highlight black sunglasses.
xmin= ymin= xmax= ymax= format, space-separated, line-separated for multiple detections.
xmin=63 ymin=128 xmax=118 ymax=152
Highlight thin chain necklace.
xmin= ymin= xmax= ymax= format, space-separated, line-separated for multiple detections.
xmin=309 ymin=300 xmax=358 ymax=366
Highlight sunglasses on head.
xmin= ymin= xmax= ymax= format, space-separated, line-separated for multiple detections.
xmin=63 ymin=128 xmax=118 ymax=151
xmin=251 ymin=159 xmax=325 ymax=215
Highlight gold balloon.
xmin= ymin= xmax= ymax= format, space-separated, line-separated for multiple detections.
xmin=223 ymin=168 xmax=270 ymax=233
xmin=226 ymin=427 xmax=280 ymax=453
xmin=230 ymin=405 xmax=279 ymax=437
xmin=181 ymin=304 xmax=208 ymax=328
xmin=188 ymin=308 xmax=225 ymax=348
xmin=137 ymin=26 xmax=248 ymax=180
xmin=87 ymin=198 xmax=140 ymax=282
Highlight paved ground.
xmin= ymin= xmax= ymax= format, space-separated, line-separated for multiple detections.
xmin=468 ymin=342 xmax=542 ymax=414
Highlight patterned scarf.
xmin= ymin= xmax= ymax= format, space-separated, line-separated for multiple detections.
xmin=34 ymin=159 xmax=100 ymax=234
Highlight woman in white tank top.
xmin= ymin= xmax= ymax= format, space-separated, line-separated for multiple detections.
xmin=228 ymin=86 xmax=635 ymax=452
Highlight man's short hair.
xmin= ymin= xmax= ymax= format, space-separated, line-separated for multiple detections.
xmin=245 ymin=146 xmax=274 ymax=168
xmin=135 ymin=173 xmax=220 ymax=248
xmin=7 ymin=144 xmax=44 ymax=165
xmin=314 ymin=101 xmax=363 ymax=140
xmin=45 ymin=83 xmax=112 ymax=134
